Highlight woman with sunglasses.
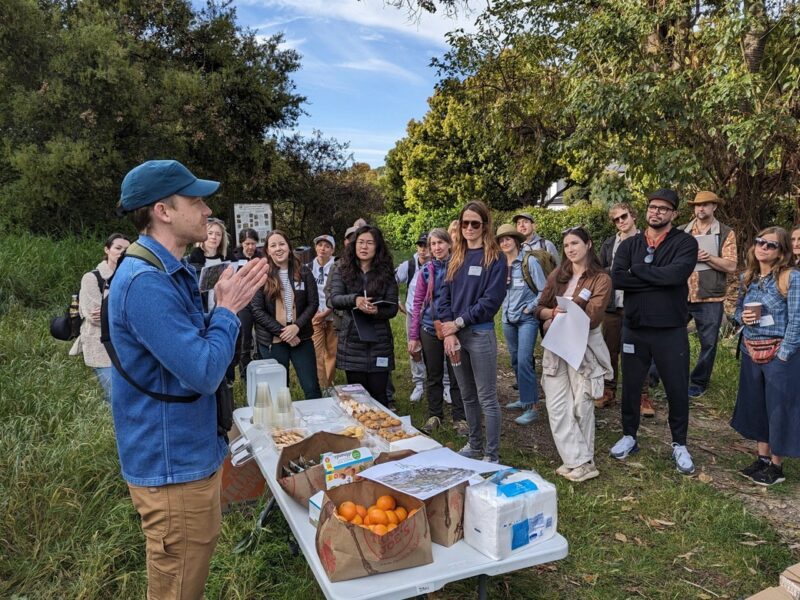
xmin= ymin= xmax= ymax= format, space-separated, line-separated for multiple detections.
xmin=791 ymin=225 xmax=800 ymax=267
xmin=731 ymin=227 xmax=800 ymax=486
xmin=438 ymin=201 xmax=507 ymax=463
xmin=409 ymin=228 xmax=467 ymax=435
xmin=251 ymin=230 xmax=321 ymax=399
xmin=535 ymin=226 xmax=612 ymax=482
xmin=329 ymin=225 xmax=399 ymax=407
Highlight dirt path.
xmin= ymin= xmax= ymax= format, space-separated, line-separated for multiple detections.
xmin=495 ymin=365 xmax=800 ymax=548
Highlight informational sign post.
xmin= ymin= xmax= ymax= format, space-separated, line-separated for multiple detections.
xmin=233 ymin=203 xmax=273 ymax=245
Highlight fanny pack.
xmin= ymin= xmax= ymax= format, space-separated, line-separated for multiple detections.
xmin=742 ymin=337 xmax=782 ymax=364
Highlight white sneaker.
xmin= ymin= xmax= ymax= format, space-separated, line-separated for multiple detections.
xmin=672 ymin=443 xmax=696 ymax=475
xmin=565 ymin=462 xmax=600 ymax=482
xmin=443 ymin=386 xmax=452 ymax=404
xmin=555 ymin=464 xmax=572 ymax=477
xmin=610 ymin=435 xmax=639 ymax=460
xmin=410 ymin=385 xmax=424 ymax=403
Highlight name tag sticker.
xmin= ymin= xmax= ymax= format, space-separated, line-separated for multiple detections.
xmin=513 ymin=279 xmax=525 ymax=287
xmin=468 ymin=265 xmax=483 ymax=276
xmin=623 ymin=343 xmax=635 ymax=354
xmin=294 ymin=282 xmax=305 ymax=291
xmin=376 ymin=357 xmax=389 ymax=367
xmin=578 ymin=288 xmax=592 ymax=301
xmin=760 ymin=314 xmax=775 ymax=327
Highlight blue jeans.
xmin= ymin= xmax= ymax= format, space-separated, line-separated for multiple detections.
xmin=502 ymin=318 xmax=540 ymax=407
xmin=688 ymin=301 xmax=724 ymax=390
xmin=94 ymin=367 xmax=112 ymax=403
xmin=258 ymin=339 xmax=322 ymax=400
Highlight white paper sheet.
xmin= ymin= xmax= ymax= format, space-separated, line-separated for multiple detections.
xmin=358 ymin=447 xmax=510 ymax=500
xmin=694 ymin=234 xmax=719 ymax=272
xmin=540 ymin=296 xmax=590 ymax=370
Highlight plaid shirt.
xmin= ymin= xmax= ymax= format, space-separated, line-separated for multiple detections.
xmin=735 ymin=270 xmax=800 ymax=361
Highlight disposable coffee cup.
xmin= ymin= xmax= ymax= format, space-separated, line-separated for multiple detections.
xmin=410 ymin=349 xmax=423 ymax=362
xmin=449 ymin=344 xmax=462 ymax=367
xmin=744 ymin=302 xmax=762 ymax=320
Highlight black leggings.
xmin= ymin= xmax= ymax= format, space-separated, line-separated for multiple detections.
xmin=346 ymin=371 xmax=391 ymax=407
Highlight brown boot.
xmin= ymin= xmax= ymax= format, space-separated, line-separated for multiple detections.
xmin=594 ymin=388 xmax=616 ymax=409
xmin=640 ymin=392 xmax=655 ymax=418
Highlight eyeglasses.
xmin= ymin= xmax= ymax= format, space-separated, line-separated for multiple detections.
xmin=612 ymin=213 xmax=630 ymax=224
xmin=461 ymin=220 xmax=485 ymax=230
xmin=754 ymin=237 xmax=780 ymax=251
xmin=647 ymin=204 xmax=674 ymax=215
xmin=356 ymin=239 xmax=376 ymax=247
xmin=644 ymin=246 xmax=656 ymax=264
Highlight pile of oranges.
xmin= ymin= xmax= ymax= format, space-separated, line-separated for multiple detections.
xmin=335 ymin=494 xmax=417 ymax=536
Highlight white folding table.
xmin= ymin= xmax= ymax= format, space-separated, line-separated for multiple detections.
xmin=233 ymin=405 xmax=568 ymax=600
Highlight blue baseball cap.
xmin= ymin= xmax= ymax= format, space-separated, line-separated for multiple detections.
xmin=119 ymin=160 xmax=220 ymax=213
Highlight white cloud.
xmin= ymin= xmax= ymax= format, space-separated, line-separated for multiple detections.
xmin=337 ymin=57 xmax=426 ymax=85
xmin=239 ymin=0 xmax=477 ymax=46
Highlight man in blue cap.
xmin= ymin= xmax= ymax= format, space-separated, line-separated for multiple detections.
xmin=108 ymin=160 xmax=268 ymax=599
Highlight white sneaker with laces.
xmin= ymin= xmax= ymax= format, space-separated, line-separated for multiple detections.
xmin=443 ymin=386 xmax=452 ymax=404
xmin=410 ymin=385 xmax=424 ymax=403
xmin=610 ymin=435 xmax=639 ymax=460
xmin=556 ymin=464 xmax=572 ymax=477
xmin=671 ymin=443 xmax=695 ymax=475
xmin=565 ymin=462 xmax=600 ymax=482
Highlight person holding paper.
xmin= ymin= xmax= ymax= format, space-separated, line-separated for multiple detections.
xmin=535 ymin=226 xmax=612 ymax=482
xmin=188 ymin=217 xmax=236 ymax=308
xmin=610 ymin=188 xmax=698 ymax=475
xmin=731 ymin=227 xmax=800 ymax=486
xmin=328 ymin=225 xmax=399 ymax=408
xmin=680 ymin=191 xmax=737 ymax=398
xmin=438 ymin=200 xmax=507 ymax=463
xmin=251 ymin=230 xmax=321 ymax=399
xmin=496 ymin=223 xmax=547 ymax=426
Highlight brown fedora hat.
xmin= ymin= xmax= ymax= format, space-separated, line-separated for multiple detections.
xmin=688 ymin=190 xmax=724 ymax=205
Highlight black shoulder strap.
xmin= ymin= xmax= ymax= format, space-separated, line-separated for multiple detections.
xmin=407 ymin=257 xmax=416 ymax=282
xmin=101 ymin=242 xmax=200 ymax=403
xmin=92 ymin=269 xmax=106 ymax=294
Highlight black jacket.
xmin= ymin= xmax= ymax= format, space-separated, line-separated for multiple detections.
xmin=611 ymin=228 xmax=698 ymax=329
xmin=599 ymin=235 xmax=617 ymax=313
xmin=328 ymin=265 xmax=399 ymax=372
xmin=250 ymin=266 xmax=318 ymax=344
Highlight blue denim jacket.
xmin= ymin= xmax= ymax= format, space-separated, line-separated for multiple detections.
xmin=502 ymin=253 xmax=545 ymax=324
xmin=735 ymin=270 xmax=800 ymax=361
xmin=108 ymin=235 xmax=238 ymax=486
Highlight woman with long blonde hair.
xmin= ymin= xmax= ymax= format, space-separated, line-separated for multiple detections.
xmin=438 ymin=200 xmax=507 ymax=462
xmin=731 ymin=226 xmax=800 ymax=486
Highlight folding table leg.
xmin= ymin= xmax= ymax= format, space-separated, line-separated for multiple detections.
xmin=478 ymin=574 xmax=488 ymax=600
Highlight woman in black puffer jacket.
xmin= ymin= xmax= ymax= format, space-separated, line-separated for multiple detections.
xmin=251 ymin=230 xmax=321 ymax=399
xmin=328 ymin=225 xmax=399 ymax=407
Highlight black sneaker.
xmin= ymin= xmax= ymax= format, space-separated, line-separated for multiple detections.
xmin=750 ymin=463 xmax=785 ymax=487
xmin=739 ymin=458 xmax=770 ymax=480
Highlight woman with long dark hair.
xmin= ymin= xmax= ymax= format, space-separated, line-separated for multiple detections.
xmin=233 ymin=228 xmax=263 ymax=379
xmin=250 ymin=230 xmax=321 ymax=399
xmin=409 ymin=228 xmax=467 ymax=435
xmin=328 ymin=225 xmax=399 ymax=407
xmin=69 ymin=233 xmax=131 ymax=401
xmin=438 ymin=201 xmax=507 ymax=462
xmin=731 ymin=227 xmax=800 ymax=486
xmin=535 ymin=226 xmax=612 ymax=482
xmin=790 ymin=225 xmax=800 ymax=267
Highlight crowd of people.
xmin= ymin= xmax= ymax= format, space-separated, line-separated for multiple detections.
xmin=68 ymin=159 xmax=799 ymax=598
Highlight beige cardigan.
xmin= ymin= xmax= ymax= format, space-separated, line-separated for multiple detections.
xmin=69 ymin=261 xmax=113 ymax=368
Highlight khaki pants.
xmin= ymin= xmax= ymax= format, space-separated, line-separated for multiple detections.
xmin=128 ymin=470 xmax=222 ymax=600
xmin=542 ymin=350 xmax=595 ymax=468
xmin=312 ymin=319 xmax=338 ymax=389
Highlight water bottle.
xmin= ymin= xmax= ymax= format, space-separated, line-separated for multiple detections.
xmin=69 ymin=294 xmax=80 ymax=318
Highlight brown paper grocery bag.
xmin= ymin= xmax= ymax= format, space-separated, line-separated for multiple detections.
xmin=315 ymin=480 xmax=433 ymax=582
xmin=372 ymin=449 xmax=465 ymax=547
xmin=276 ymin=431 xmax=360 ymax=506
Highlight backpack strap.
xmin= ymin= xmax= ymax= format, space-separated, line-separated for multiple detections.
xmin=101 ymin=242 xmax=200 ymax=404
xmin=520 ymin=251 xmax=539 ymax=294
xmin=92 ymin=269 xmax=106 ymax=295
xmin=407 ymin=257 xmax=417 ymax=282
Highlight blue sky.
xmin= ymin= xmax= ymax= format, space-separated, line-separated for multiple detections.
xmin=212 ymin=1 xmax=477 ymax=167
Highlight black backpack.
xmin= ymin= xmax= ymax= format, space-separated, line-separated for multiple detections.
xmin=100 ymin=242 xmax=232 ymax=436
xmin=50 ymin=270 xmax=105 ymax=341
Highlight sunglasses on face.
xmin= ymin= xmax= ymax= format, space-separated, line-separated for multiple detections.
xmin=644 ymin=245 xmax=656 ymax=264
xmin=754 ymin=237 xmax=780 ymax=251
xmin=461 ymin=220 xmax=485 ymax=230
xmin=612 ymin=213 xmax=629 ymax=224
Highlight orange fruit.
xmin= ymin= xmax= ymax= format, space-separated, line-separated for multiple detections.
xmin=367 ymin=508 xmax=388 ymax=526
xmin=394 ymin=507 xmax=408 ymax=522
xmin=367 ymin=505 xmax=378 ymax=513
xmin=385 ymin=510 xmax=398 ymax=525
xmin=351 ymin=514 xmax=363 ymax=525
xmin=376 ymin=495 xmax=397 ymax=511
xmin=408 ymin=508 xmax=418 ymax=517
xmin=338 ymin=501 xmax=357 ymax=522
xmin=355 ymin=504 xmax=367 ymax=518
xmin=372 ymin=524 xmax=388 ymax=536
xmin=387 ymin=523 xmax=397 ymax=531
xmin=364 ymin=515 xmax=371 ymax=526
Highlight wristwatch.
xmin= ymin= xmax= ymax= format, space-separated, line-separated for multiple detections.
xmin=455 ymin=317 xmax=465 ymax=330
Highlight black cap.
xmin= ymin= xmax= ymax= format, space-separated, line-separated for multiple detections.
xmin=416 ymin=233 xmax=428 ymax=245
xmin=647 ymin=188 xmax=679 ymax=209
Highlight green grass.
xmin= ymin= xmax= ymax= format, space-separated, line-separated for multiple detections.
xmin=0 ymin=234 xmax=797 ymax=598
